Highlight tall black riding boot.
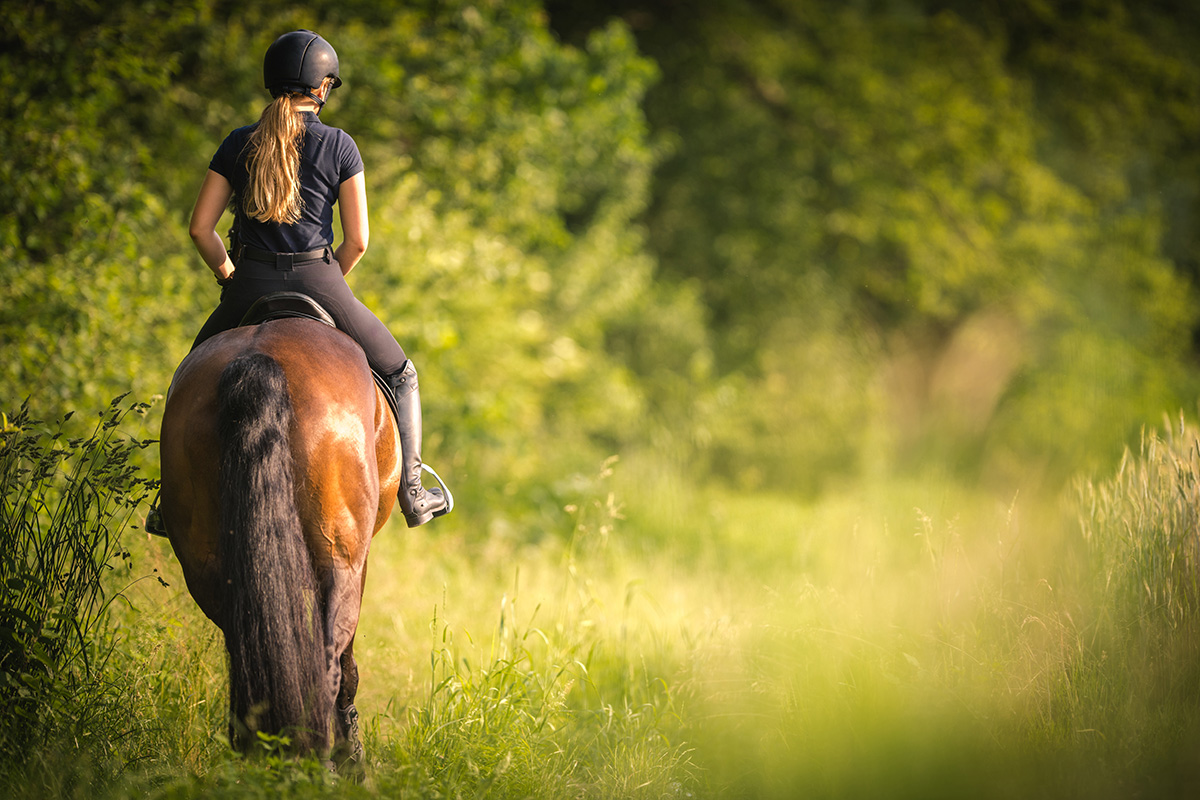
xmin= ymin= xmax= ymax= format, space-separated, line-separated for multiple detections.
xmin=387 ymin=361 xmax=452 ymax=527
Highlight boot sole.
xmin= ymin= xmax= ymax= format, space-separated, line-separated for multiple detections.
xmin=405 ymin=505 xmax=449 ymax=528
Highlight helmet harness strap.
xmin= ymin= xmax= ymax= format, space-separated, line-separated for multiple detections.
xmin=304 ymin=88 xmax=326 ymax=112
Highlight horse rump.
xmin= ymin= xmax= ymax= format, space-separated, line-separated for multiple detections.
xmin=217 ymin=352 xmax=330 ymax=752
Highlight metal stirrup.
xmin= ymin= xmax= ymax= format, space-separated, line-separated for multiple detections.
xmin=422 ymin=463 xmax=454 ymax=514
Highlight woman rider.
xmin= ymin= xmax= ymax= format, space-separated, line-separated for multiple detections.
xmin=188 ymin=30 xmax=449 ymax=527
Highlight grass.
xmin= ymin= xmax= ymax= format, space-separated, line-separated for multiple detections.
xmin=0 ymin=397 xmax=157 ymax=765
xmin=7 ymin=407 xmax=1200 ymax=797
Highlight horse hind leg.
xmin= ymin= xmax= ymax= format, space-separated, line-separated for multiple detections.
xmin=331 ymin=639 xmax=364 ymax=776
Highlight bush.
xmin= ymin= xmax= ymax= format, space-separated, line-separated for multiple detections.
xmin=0 ymin=396 xmax=157 ymax=761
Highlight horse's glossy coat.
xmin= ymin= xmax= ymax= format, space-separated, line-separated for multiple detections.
xmin=159 ymin=318 xmax=401 ymax=763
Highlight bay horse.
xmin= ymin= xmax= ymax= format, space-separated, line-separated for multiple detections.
xmin=158 ymin=303 xmax=402 ymax=766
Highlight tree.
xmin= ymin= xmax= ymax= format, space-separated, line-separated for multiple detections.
xmin=549 ymin=0 xmax=1200 ymax=486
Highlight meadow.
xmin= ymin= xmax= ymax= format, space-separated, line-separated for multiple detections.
xmin=4 ymin=402 xmax=1200 ymax=799
xmin=5 ymin=3 xmax=1200 ymax=795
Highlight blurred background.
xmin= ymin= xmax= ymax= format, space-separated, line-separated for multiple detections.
xmin=7 ymin=0 xmax=1200 ymax=509
xmin=4 ymin=0 xmax=1200 ymax=796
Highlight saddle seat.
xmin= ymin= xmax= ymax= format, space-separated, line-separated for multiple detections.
xmin=239 ymin=291 xmax=337 ymax=329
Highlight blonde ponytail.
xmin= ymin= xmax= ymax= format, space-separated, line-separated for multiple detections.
xmin=243 ymin=94 xmax=306 ymax=224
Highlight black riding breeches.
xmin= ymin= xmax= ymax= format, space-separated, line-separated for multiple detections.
xmin=190 ymin=253 xmax=408 ymax=376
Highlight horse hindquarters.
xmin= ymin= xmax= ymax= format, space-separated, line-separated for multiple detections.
xmin=217 ymin=352 xmax=330 ymax=752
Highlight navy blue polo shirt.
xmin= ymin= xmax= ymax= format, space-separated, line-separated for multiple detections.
xmin=209 ymin=111 xmax=364 ymax=254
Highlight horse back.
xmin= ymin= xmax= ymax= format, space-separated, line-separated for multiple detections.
xmin=160 ymin=319 xmax=400 ymax=625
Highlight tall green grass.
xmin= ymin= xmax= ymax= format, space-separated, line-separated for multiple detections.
xmin=354 ymin=457 xmax=698 ymax=797
xmin=8 ymin=405 xmax=1200 ymax=798
xmin=84 ymin=455 xmax=698 ymax=798
xmin=1068 ymin=415 xmax=1200 ymax=794
xmin=611 ymin=441 xmax=1200 ymax=798
xmin=1077 ymin=413 xmax=1200 ymax=629
xmin=0 ymin=396 xmax=158 ymax=782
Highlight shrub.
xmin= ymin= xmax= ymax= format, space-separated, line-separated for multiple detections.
xmin=0 ymin=396 xmax=157 ymax=760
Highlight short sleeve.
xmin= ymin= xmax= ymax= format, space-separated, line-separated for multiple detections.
xmin=208 ymin=127 xmax=249 ymax=182
xmin=337 ymin=131 xmax=364 ymax=183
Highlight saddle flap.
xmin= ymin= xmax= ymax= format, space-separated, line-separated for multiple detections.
xmin=239 ymin=292 xmax=337 ymax=329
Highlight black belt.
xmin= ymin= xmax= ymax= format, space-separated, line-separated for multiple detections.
xmin=239 ymin=244 xmax=331 ymax=270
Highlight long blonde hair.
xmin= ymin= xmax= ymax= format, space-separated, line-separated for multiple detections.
xmin=243 ymin=93 xmax=306 ymax=224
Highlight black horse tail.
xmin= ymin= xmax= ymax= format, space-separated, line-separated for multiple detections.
xmin=216 ymin=352 xmax=329 ymax=752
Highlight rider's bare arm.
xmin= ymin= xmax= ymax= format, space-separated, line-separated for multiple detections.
xmin=335 ymin=171 xmax=369 ymax=276
xmin=189 ymin=169 xmax=237 ymax=281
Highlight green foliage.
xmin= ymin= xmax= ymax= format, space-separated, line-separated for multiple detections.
xmin=10 ymin=0 xmax=1197 ymax=500
xmin=0 ymin=2 xmax=204 ymax=414
xmin=937 ymin=0 xmax=1200 ymax=272
xmin=552 ymin=0 xmax=1200 ymax=489
xmin=0 ymin=396 xmax=157 ymax=760
xmin=329 ymin=2 xmax=691 ymax=532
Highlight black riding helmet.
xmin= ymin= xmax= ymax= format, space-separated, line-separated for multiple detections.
xmin=264 ymin=30 xmax=341 ymax=105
